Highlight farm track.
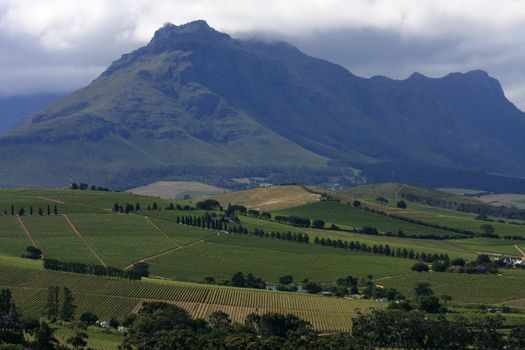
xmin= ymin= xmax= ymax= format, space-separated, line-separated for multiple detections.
xmin=144 ymin=216 xmax=181 ymax=247
xmin=122 ymin=232 xmax=216 ymax=270
xmin=514 ymin=244 xmax=525 ymax=259
xmin=62 ymin=214 xmax=107 ymax=267
xmin=16 ymin=216 xmax=40 ymax=248
xmin=37 ymin=196 xmax=65 ymax=204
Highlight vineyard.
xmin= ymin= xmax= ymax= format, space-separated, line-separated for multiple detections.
xmin=0 ymin=259 xmax=381 ymax=332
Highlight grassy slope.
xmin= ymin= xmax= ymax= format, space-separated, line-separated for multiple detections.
xmin=276 ymin=201 xmax=456 ymax=237
xmin=211 ymin=185 xmax=320 ymax=211
xmin=128 ymin=180 xmax=229 ymax=199
xmin=147 ymin=233 xmax=413 ymax=283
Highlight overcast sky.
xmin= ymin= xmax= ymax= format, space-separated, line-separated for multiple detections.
xmin=1 ymin=0 xmax=525 ymax=109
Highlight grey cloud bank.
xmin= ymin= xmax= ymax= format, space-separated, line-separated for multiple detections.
xmin=1 ymin=0 xmax=525 ymax=109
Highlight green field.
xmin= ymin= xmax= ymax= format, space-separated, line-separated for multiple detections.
xmin=276 ymin=201 xmax=460 ymax=237
xmin=0 ymin=255 xmax=381 ymax=332
xmin=22 ymin=215 xmax=100 ymax=264
xmin=1 ymin=186 xmax=525 ymax=335
xmin=381 ymin=269 xmax=525 ymax=305
xmin=147 ymin=233 xmax=413 ymax=283
xmin=66 ymin=214 xmax=175 ymax=268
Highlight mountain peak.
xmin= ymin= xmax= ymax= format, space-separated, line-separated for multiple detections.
xmin=146 ymin=20 xmax=231 ymax=53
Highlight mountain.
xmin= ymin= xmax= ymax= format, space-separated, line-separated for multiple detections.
xmin=1 ymin=20 xmax=525 ymax=190
xmin=0 ymin=93 xmax=63 ymax=132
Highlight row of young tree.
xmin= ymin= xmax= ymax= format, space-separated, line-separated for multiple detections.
xmin=4 ymin=204 xmax=58 ymax=216
xmin=43 ymin=259 xmax=149 ymax=280
xmin=401 ymin=192 xmax=525 ymax=222
xmin=313 ymin=235 xmax=451 ymax=263
xmin=360 ymin=205 xmax=496 ymax=239
xmin=70 ymin=182 xmax=110 ymax=191
xmin=112 ymin=201 xmax=195 ymax=213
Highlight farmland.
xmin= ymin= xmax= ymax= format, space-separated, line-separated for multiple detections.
xmin=276 ymin=201 xmax=461 ymax=237
xmin=212 ymin=185 xmax=321 ymax=211
xmin=2 ymin=185 xmax=525 ymax=339
xmin=0 ymin=255 xmax=381 ymax=332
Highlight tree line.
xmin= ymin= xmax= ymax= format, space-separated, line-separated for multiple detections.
xmin=402 ymin=192 xmax=525 ymax=222
xmin=313 ymin=235 xmax=450 ymax=263
xmin=4 ymin=204 xmax=58 ymax=216
xmin=112 ymin=201 xmax=195 ymax=213
xmin=43 ymin=259 xmax=149 ymax=280
xmin=70 ymin=182 xmax=110 ymax=191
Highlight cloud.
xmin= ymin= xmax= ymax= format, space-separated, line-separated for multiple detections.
xmin=1 ymin=0 xmax=525 ymax=109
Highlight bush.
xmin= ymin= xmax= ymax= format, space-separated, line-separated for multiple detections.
xmin=411 ymin=262 xmax=429 ymax=272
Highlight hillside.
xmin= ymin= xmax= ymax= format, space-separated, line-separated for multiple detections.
xmin=0 ymin=93 xmax=62 ymax=133
xmin=2 ymin=21 xmax=525 ymax=190
xmin=211 ymin=185 xmax=321 ymax=210
xmin=128 ymin=180 xmax=228 ymax=199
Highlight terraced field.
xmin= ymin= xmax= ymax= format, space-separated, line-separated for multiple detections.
xmin=0 ymin=256 xmax=381 ymax=332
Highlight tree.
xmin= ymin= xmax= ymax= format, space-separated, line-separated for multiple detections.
xmin=38 ymin=207 xmax=43 ymax=216
xmin=46 ymin=286 xmax=59 ymax=321
xmin=25 ymin=246 xmax=42 ymax=259
xmin=0 ymin=288 xmax=13 ymax=315
xmin=79 ymin=312 xmax=98 ymax=325
xmin=196 ymin=199 xmax=221 ymax=211
xmin=396 ymin=200 xmax=407 ymax=209
xmin=18 ymin=208 xmax=24 ymax=216
xmin=414 ymin=282 xmax=433 ymax=297
xmin=29 ymin=206 xmax=33 ymax=215
xmin=480 ymin=224 xmax=494 ymax=235
xmin=278 ymin=275 xmax=294 ymax=285
xmin=352 ymin=200 xmax=361 ymax=208
xmin=32 ymin=322 xmax=59 ymax=350
xmin=419 ymin=295 xmax=442 ymax=313
xmin=61 ymin=287 xmax=75 ymax=321
xmin=208 ymin=311 xmax=232 ymax=329
xmin=303 ymin=281 xmax=322 ymax=294
xmin=71 ymin=183 xmax=79 ymax=190
xmin=90 ymin=185 xmax=96 ymax=191
xmin=47 ymin=205 xmax=51 ymax=215
xmin=11 ymin=204 xmax=14 ymax=215
xmin=67 ymin=332 xmax=88 ymax=349
xmin=53 ymin=205 xmax=58 ymax=215
xmin=375 ymin=197 xmax=388 ymax=206
xmin=311 ymin=219 xmax=325 ymax=229
xmin=412 ymin=262 xmax=429 ymax=272
xmin=440 ymin=294 xmax=452 ymax=307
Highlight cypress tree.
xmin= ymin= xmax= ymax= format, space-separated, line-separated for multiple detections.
xmin=30 ymin=206 xmax=33 ymax=215
xmin=38 ymin=208 xmax=43 ymax=216
xmin=61 ymin=287 xmax=75 ymax=321
xmin=46 ymin=286 xmax=59 ymax=321
xmin=47 ymin=205 xmax=51 ymax=215
xmin=53 ymin=205 xmax=58 ymax=215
